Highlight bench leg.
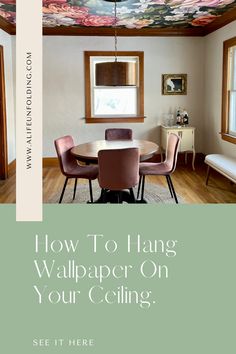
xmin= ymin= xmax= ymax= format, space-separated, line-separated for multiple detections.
xmin=206 ymin=165 xmax=211 ymax=185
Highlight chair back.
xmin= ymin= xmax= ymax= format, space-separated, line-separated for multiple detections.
xmin=105 ymin=128 xmax=133 ymax=141
xmin=54 ymin=135 xmax=78 ymax=175
xmin=98 ymin=148 xmax=139 ymax=190
xmin=165 ymin=133 xmax=180 ymax=173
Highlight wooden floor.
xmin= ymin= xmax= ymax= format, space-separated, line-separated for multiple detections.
xmin=1 ymin=162 xmax=236 ymax=204
xmin=0 ymin=171 xmax=16 ymax=203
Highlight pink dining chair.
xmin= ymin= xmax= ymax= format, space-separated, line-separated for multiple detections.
xmin=54 ymin=135 xmax=98 ymax=203
xmin=105 ymin=128 xmax=133 ymax=141
xmin=98 ymin=147 xmax=139 ymax=203
xmin=137 ymin=133 xmax=180 ymax=203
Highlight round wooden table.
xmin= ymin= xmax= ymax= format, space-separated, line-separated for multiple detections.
xmin=71 ymin=139 xmax=159 ymax=162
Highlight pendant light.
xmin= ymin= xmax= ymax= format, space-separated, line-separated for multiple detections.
xmin=95 ymin=0 xmax=137 ymax=86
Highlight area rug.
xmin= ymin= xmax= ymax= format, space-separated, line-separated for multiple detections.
xmin=46 ymin=181 xmax=185 ymax=204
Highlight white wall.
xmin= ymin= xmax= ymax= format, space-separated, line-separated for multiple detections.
xmin=0 ymin=29 xmax=15 ymax=163
xmin=43 ymin=36 xmax=204 ymax=157
xmin=204 ymin=20 xmax=236 ymax=157
xmin=1 ymin=22 xmax=235 ymax=161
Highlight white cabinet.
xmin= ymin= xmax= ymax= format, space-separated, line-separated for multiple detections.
xmin=161 ymin=125 xmax=196 ymax=170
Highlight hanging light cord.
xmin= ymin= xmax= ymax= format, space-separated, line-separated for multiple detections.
xmin=114 ymin=0 xmax=117 ymax=62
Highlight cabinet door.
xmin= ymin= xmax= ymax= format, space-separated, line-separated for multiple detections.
xmin=180 ymin=129 xmax=194 ymax=151
xmin=162 ymin=128 xmax=178 ymax=149
xmin=165 ymin=129 xmax=181 ymax=148
xmin=164 ymin=129 xmax=182 ymax=149
xmin=161 ymin=128 xmax=168 ymax=149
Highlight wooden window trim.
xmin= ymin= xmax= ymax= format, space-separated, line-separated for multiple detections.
xmin=221 ymin=37 xmax=236 ymax=144
xmin=0 ymin=45 xmax=8 ymax=179
xmin=84 ymin=51 xmax=144 ymax=123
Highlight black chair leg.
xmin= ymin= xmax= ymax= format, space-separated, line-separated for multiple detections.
xmin=141 ymin=175 xmax=146 ymax=200
xmin=167 ymin=175 xmax=178 ymax=204
xmin=73 ymin=178 xmax=77 ymax=200
xmin=101 ymin=188 xmax=107 ymax=203
xmin=118 ymin=191 xmax=123 ymax=204
xmin=166 ymin=175 xmax=173 ymax=198
xmin=89 ymin=180 xmax=93 ymax=203
xmin=59 ymin=177 xmax=69 ymax=203
xmin=129 ymin=188 xmax=136 ymax=203
xmin=137 ymin=176 xmax=142 ymax=199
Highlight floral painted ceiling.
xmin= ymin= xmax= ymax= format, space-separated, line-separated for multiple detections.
xmin=0 ymin=0 xmax=236 ymax=29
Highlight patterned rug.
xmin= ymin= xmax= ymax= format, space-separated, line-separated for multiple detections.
xmin=47 ymin=181 xmax=185 ymax=204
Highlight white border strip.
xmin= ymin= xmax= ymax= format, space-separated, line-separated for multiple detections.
xmin=16 ymin=1 xmax=42 ymax=221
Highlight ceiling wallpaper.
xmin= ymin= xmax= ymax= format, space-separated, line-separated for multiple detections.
xmin=0 ymin=0 xmax=236 ymax=29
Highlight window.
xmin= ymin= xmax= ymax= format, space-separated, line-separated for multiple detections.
xmin=221 ymin=37 xmax=236 ymax=144
xmin=84 ymin=51 xmax=144 ymax=123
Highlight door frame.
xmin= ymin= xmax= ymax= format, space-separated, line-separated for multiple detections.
xmin=0 ymin=45 xmax=8 ymax=179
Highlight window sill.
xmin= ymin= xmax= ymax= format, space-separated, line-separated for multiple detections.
xmin=85 ymin=116 xmax=145 ymax=124
xmin=221 ymin=132 xmax=236 ymax=144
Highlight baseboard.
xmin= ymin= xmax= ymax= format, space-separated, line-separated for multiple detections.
xmin=43 ymin=157 xmax=59 ymax=167
xmin=7 ymin=158 xmax=58 ymax=175
xmin=5 ymin=155 xmax=206 ymax=176
xmin=43 ymin=154 xmax=205 ymax=167
xmin=8 ymin=159 xmax=16 ymax=177
xmin=147 ymin=152 xmax=205 ymax=165
xmin=6 ymin=158 xmax=59 ymax=175
xmin=177 ymin=152 xmax=205 ymax=165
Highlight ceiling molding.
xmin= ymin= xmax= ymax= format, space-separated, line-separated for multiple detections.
xmin=43 ymin=26 xmax=205 ymax=37
xmin=203 ymin=7 xmax=236 ymax=36
xmin=0 ymin=17 xmax=15 ymax=35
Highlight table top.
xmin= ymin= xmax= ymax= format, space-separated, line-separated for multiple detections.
xmin=71 ymin=139 xmax=159 ymax=162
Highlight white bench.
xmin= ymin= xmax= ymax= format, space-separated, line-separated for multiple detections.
xmin=205 ymin=154 xmax=236 ymax=185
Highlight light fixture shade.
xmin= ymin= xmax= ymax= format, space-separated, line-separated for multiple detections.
xmin=95 ymin=61 xmax=137 ymax=86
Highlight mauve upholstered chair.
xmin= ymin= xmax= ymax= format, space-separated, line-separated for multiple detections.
xmin=54 ymin=135 xmax=98 ymax=203
xmin=137 ymin=133 xmax=180 ymax=203
xmin=98 ymin=147 xmax=139 ymax=203
xmin=105 ymin=128 xmax=133 ymax=141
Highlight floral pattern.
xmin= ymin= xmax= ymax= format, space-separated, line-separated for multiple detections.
xmin=0 ymin=0 xmax=236 ymax=29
